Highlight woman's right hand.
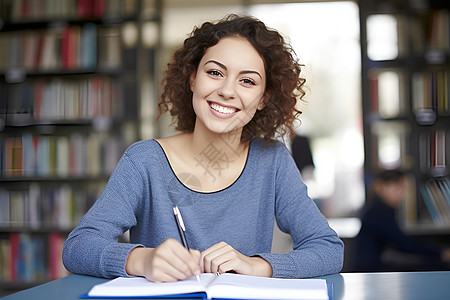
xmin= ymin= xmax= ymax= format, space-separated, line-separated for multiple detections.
xmin=125 ymin=238 xmax=201 ymax=282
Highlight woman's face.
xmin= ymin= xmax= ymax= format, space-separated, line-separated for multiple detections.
xmin=190 ymin=36 xmax=266 ymax=137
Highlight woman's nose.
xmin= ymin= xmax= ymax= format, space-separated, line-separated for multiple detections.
xmin=217 ymin=79 xmax=236 ymax=99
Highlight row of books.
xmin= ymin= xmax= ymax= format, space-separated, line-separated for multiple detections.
xmin=420 ymin=130 xmax=449 ymax=176
xmin=410 ymin=9 xmax=450 ymax=62
xmin=369 ymin=69 xmax=450 ymax=121
xmin=366 ymin=9 xmax=450 ymax=61
xmin=0 ymin=0 xmax=136 ymax=21
xmin=0 ymin=232 xmax=68 ymax=282
xmin=0 ymin=183 xmax=100 ymax=230
xmin=0 ymin=24 xmax=121 ymax=72
xmin=420 ymin=177 xmax=450 ymax=227
xmin=1 ymin=133 xmax=123 ymax=178
xmin=413 ymin=70 xmax=449 ymax=116
xmin=5 ymin=76 xmax=120 ymax=124
xmin=371 ymin=122 xmax=450 ymax=173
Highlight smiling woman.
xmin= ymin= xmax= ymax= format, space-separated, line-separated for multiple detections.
xmin=190 ymin=37 xmax=266 ymax=136
xmin=159 ymin=14 xmax=304 ymax=143
xmin=155 ymin=36 xmax=270 ymax=194
xmin=62 ymin=14 xmax=344 ymax=284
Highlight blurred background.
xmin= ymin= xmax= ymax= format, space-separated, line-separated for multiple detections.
xmin=0 ymin=0 xmax=449 ymax=296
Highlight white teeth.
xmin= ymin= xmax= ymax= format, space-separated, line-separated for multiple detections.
xmin=210 ymin=103 xmax=237 ymax=114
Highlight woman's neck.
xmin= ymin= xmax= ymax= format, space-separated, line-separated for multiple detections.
xmin=189 ymin=120 xmax=249 ymax=163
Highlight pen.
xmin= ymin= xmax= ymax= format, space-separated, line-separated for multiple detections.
xmin=173 ymin=205 xmax=201 ymax=283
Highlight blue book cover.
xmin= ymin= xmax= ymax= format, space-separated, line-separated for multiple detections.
xmin=81 ymin=23 xmax=97 ymax=69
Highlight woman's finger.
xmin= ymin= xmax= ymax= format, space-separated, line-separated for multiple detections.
xmin=145 ymin=239 xmax=201 ymax=282
xmin=202 ymin=242 xmax=235 ymax=273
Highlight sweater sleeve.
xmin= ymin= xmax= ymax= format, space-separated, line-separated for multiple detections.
xmin=62 ymin=151 xmax=146 ymax=278
xmin=256 ymin=144 xmax=344 ymax=278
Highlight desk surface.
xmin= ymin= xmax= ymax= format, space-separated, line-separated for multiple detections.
xmin=2 ymin=271 xmax=450 ymax=300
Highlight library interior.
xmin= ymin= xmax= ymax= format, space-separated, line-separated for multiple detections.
xmin=1 ymin=0 xmax=450 ymax=297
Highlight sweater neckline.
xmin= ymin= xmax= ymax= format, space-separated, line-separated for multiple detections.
xmin=153 ymin=138 xmax=254 ymax=195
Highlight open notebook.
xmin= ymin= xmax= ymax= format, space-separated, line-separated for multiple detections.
xmin=83 ymin=273 xmax=329 ymax=300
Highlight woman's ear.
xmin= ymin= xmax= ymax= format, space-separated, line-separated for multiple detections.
xmin=257 ymin=92 xmax=270 ymax=110
xmin=189 ymin=71 xmax=196 ymax=92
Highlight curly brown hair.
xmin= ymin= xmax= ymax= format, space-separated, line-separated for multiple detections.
xmin=158 ymin=14 xmax=306 ymax=141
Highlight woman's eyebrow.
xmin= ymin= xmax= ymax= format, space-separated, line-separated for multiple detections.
xmin=204 ymin=59 xmax=262 ymax=79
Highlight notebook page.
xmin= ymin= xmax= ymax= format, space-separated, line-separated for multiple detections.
xmin=87 ymin=273 xmax=215 ymax=297
xmin=206 ymin=273 xmax=328 ymax=300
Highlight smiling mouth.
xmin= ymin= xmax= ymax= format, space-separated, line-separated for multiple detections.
xmin=209 ymin=102 xmax=239 ymax=114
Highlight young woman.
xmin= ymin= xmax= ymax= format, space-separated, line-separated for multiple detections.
xmin=62 ymin=14 xmax=343 ymax=283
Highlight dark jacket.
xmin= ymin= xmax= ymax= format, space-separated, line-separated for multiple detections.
xmin=352 ymin=197 xmax=442 ymax=271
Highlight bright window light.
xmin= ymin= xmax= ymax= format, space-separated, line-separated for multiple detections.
xmin=250 ymin=2 xmax=364 ymax=217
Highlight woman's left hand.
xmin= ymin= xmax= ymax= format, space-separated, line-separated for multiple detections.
xmin=200 ymin=241 xmax=273 ymax=277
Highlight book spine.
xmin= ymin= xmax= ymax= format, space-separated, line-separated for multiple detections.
xmin=369 ymin=71 xmax=378 ymax=113
xmin=9 ymin=233 xmax=19 ymax=281
xmin=0 ymin=237 xmax=12 ymax=281
xmin=0 ymin=190 xmax=10 ymax=227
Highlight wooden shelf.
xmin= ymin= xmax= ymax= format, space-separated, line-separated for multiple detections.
xmin=0 ymin=0 xmax=161 ymax=292
xmin=360 ymin=0 xmax=450 ymax=233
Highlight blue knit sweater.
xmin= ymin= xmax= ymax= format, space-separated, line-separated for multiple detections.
xmin=62 ymin=138 xmax=343 ymax=279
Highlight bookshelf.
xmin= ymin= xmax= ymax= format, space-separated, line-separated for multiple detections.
xmin=0 ymin=0 xmax=161 ymax=295
xmin=359 ymin=0 xmax=450 ymax=235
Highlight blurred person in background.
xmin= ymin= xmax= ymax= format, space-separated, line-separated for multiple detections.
xmin=351 ymin=169 xmax=450 ymax=272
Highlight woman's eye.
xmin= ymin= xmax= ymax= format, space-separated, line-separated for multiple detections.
xmin=241 ymin=78 xmax=256 ymax=85
xmin=207 ymin=70 xmax=222 ymax=76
